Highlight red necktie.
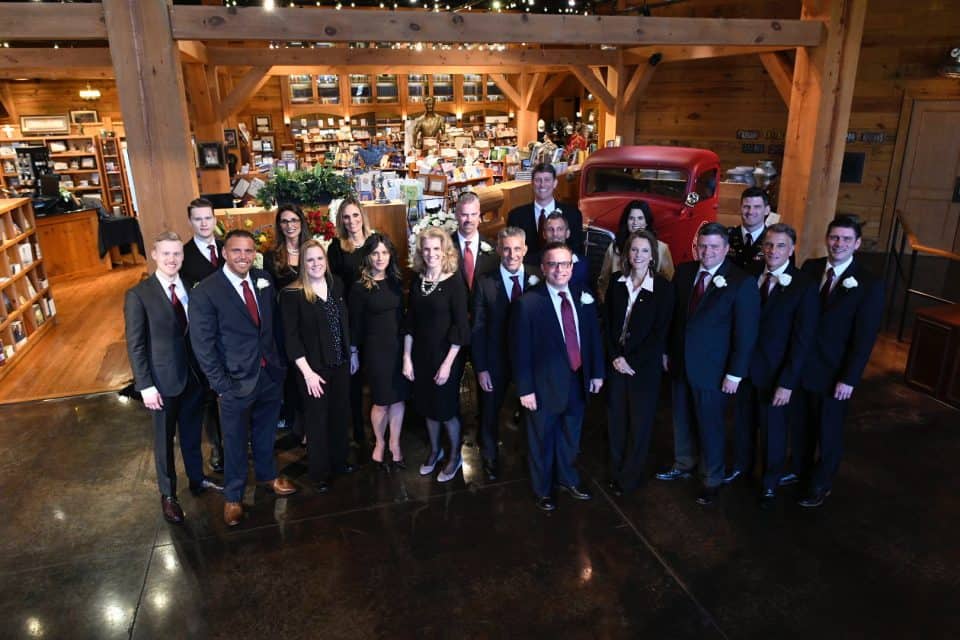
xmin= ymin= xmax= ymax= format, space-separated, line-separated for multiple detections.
xmin=820 ymin=267 xmax=835 ymax=307
xmin=760 ymin=272 xmax=774 ymax=305
xmin=464 ymin=240 xmax=475 ymax=290
xmin=169 ymin=284 xmax=187 ymax=333
xmin=510 ymin=275 xmax=521 ymax=301
xmin=688 ymin=271 xmax=709 ymax=315
xmin=241 ymin=280 xmax=260 ymax=327
xmin=208 ymin=244 xmax=219 ymax=267
xmin=558 ymin=291 xmax=581 ymax=371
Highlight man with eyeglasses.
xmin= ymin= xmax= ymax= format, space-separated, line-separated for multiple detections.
xmin=792 ymin=215 xmax=883 ymax=508
xmin=507 ymin=162 xmax=584 ymax=264
xmin=511 ymin=242 xmax=604 ymax=512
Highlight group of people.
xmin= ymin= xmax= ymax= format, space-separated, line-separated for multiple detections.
xmin=125 ymin=164 xmax=884 ymax=527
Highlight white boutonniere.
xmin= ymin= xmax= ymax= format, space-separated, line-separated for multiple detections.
xmin=480 ymin=241 xmax=493 ymax=253
xmin=842 ymin=276 xmax=858 ymax=289
xmin=256 ymin=278 xmax=270 ymax=290
xmin=526 ymin=275 xmax=539 ymax=286
xmin=572 ymin=254 xmax=579 ymax=263
xmin=580 ymin=291 xmax=594 ymax=305
xmin=777 ymin=273 xmax=792 ymax=287
xmin=713 ymin=275 xmax=727 ymax=288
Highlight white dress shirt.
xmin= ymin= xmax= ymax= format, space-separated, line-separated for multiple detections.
xmin=757 ymin=261 xmax=790 ymax=294
xmin=546 ymin=282 xmax=580 ymax=343
xmin=534 ymin=199 xmax=557 ymax=228
xmin=618 ymin=272 xmax=654 ymax=326
xmin=499 ymin=264 xmax=526 ymax=298
xmin=823 ymin=256 xmax=853 ymax=293
xmin=742 ymin=224 xmax=765 ymax=246
xmin=193 ymin=236 xmax=219 ymax=264
xmin=222 ymin=267 xmax=261 ymax=314
xmin=457 ymin=231 xmax=480 ymax=258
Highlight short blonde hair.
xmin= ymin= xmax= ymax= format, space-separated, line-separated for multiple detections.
xmin=412 ymin=226 xmax=459 ymax=275
xmin=154 ymin=230 xmax=182 ymax=246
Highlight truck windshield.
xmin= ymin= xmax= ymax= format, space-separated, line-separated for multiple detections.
xmin=585 ymin=167 xmax=689 ymax=202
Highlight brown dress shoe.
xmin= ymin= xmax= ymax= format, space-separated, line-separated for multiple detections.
xmin=267 ymin=476 xmax=297 ymax=496
xmin=161 ymin=496 xmax=184 ymax=524
xmin=224 ymin=502 xmax=243 ymax=527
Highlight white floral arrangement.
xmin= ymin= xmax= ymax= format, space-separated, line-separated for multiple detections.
xmin=407 ymin=211 xmax=459 ymax=267
xmin=580 ymin=291 xmax=595 ymax=305
xmin=713 ymin=275 xmax=727 ymax=288
xmin=777 ymin=273 xmax=792 ymax=287
xmin=527 ymin=274 xmax=539 ymax=286
xmin=253 ymin=252 xmax=264 ymax=270
xmin=842 ymin=276 xmax=858 ymax=289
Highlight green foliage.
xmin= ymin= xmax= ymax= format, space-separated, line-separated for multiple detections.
xmin=256 ymin=165 xmax=355 ymax=207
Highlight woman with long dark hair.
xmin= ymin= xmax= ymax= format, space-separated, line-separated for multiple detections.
xmin=264 ymin=204 xmax=310 ymax=291
xmin=598 ymin=200 xmax=675 ymax=300
xmin=348 ymin=232 xmax=408 ymax=469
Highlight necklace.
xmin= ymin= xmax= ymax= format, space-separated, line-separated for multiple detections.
xmin=420 ymin=275 xmax=441 ymax=296
xmin=288 ymin=245 xmax=299 ymax=255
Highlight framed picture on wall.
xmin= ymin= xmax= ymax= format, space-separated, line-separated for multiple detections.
xmin=224 ymin=129 xmax=238 ymax=147
xmin=69 ymin=110 xmax=99 ymax=125
xmin=20 ymin=115 xmax=70 ymax=136
xmin=254 ymin=115 xmax=272 ymax=133
xmin=198 ymin=142 xmax=225 ymax=169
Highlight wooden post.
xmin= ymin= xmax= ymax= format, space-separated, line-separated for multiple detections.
xmin=778 ymin=0 xmax=868 ymax=261
xmin=184 ymin=62 xmax=230 ymax=194
xmin=102 ymin=0 xmax=198 ymax=248
xmin=515 ymin=73 xmax=539 ymax=148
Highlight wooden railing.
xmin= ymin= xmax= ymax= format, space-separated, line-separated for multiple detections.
xmin=883 ymin=211 xmax=960 ymax=341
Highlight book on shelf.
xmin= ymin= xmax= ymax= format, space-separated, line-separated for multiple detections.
xmin=44 ymin=297 xmax=56 ymax=317
xmin=11 ymin=320 xmax=26 ymax=347
xmin=32 ymin=303 xmax=44 ymax=326
xmin=25 ymin=279 xmax=36 ymax=297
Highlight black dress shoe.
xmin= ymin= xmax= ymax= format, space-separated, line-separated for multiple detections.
xmin=559 ymin=484 xmax=593 ymax=500
xmin=390 ymin=457 xmax=406 ymax=471
xmin=482 ymin=458 xmax=499 ymax=481
xmin=655 ymin=466 xmax=693 ymax=481
xmin=778 ymin=472 xmax=800 ymax=487
xmin=759 ymin=489 xmax=776 ymax=511
xmin=798 ymin=488 xmax=831 ymax=508
xmin=607 ymin=481 xmax=624 ymax=497
xmin=161 ymin=496 xmax=184 ymax=523
xmin=722 ymin=469 xmax=744 ymax=485
xmin=536 ymin=496 xmax=556 ymax=512
xmin=696 ymin=486 xmax=719 ymax=505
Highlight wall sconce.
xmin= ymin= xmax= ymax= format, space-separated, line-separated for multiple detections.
xmin=2 ymin=125 xmax=14 ymax=139
xmin=456 ymin=111 xmax=463 ymax=120
xmin=344 ymin=115 xmax=351 ymax=124
xmin=79 ymin=83 xmax=101 ymax=101
xmin=939 ymin=47 xmax=960 ymax=78
xmin=508 ymin=111 xmax=515 ymax=119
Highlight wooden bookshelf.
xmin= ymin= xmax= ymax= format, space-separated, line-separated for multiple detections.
xmin=0 ymin=198 xmax=56 ymax=380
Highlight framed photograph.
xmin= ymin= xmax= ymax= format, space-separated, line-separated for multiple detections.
xmin=198 ymin=142 xmax=224 ymax=169
xmin=69 ymin=110 xmax=99 ymax=125
xmin=260 ymin=135 xmax=275 ymax=153
xmin=20 ymin=115 xmax=70 ymax=136
xmin=223 ymin=128 xmax=238 ymax=147
xmin=254 ymin=115 xmax=272 ymax=133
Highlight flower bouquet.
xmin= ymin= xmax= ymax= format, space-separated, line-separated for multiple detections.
xmin=407 ymin=210 xmax=458 ymax=267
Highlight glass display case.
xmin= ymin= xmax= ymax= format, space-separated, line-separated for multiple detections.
xmin=375 ymin=74 xmax=398 ymax=103
xmin=432 ymin=74 xmax=453 ymax=103
xmin=316 ymin=75 xmax=340 ymax=105
xmin=463 ymin=74 xmax=482 ymax=102
xmin=407 ymin=74 xmax=426 ymax=104
xmin=486 ymin=78 xmax=505 ymax=102
xmin=288 ymin=74 xmax=313 ymax=103
xmin=349 ymin=74 xmax=371 ymax=104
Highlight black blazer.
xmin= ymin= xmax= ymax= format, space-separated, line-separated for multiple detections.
xmin=604 ymin=273 xmax=674 ymax=373
xmin=727 ymin=225 xmax=765 ymax=275
xmin=507 ymin=201 xmax=584 ymax=262
xmin=188 ymin=268 xmax=286 ymax=397
xmin=748 ymin=264 xmax=819 ymax=391
xmin=471 ymin=267 xmax=540 ymax=380
xmin=280 ymin=277 xmax=351 ymax=372
xmin=124 ymin=276 xmax=196 ymax=397
xmin=451 ymin=233 xmax=499 ymax=301
xmin=667 ymin=259 xmax=760 ymax=389
xmin=181 ymin=238 xmax=223 ymax=289
xmin=798 ymin=257 xmax=884 ymax=393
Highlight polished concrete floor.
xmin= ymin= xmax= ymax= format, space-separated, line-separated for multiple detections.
xmin=0 ymin=334 xmax=957 ymax=639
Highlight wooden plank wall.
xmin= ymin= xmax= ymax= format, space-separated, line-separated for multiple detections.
xmin=5 ymin=79 xmax=123 ymax=122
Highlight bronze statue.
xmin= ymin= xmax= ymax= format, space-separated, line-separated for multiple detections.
xmin=412 ymin=97 xmax=446 ymax=149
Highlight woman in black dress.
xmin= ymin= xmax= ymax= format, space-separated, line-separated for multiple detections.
xmin=403 ymin=226 xmax=469 ymax=483
xmin=281 ymin=239 xmax=357 ymax=492
xmin=349 ymin=232 xmax=408 ymax=469
xmin=605 ymin=229 xmax=674 ymax=496
xmin=264 ymin=204 xmax=310 ymax=436
xmin=328 ymin=197 xmax=373 ymax=460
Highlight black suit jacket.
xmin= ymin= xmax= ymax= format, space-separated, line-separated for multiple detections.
xmin=798 ymin=257 xmax=884 ymax=393
xmin=604 ymin=273 xmax=674 ymax=374
xmin=181 ymin=238 xmax=223 ymax=289
xmin=727 ymin=225 xmax=765 ymax=275
xmin=667 ymin=259 xmax=760 ymax=389
xmin=279 ymin=277 xmax=351 ymax=371
xmin=451 ymin=233 xmax=499 ymax=306
xmin=188 ymin=268 xmax=286 ymax=397
xmin=507 ymin=201 xmax=584 ymax=263
xmin=471 ymin=267 xmax=540 ymax=380
xmin=124 ymin=276 xmax=196 ymax=397
xmin=748 ymin=264 xmax=819 ymax=391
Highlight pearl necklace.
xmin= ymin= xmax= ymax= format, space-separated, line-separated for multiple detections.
xmin=420 ymin=274 xmax=441 ymax=297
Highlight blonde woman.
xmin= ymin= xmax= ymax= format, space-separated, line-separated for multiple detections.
xmin=403 ymin=226 xmax=470 ymax=483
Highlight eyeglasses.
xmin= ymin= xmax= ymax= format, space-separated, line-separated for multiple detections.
xmin=279 ymin=219 xmax=301 ymax=226
xmin=543 ymin=261 xmax=574 ymax=270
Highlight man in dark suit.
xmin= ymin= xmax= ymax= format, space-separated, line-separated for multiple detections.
xmin=721 ymin=223 xmax=819 ymax=509
xmin=507 ymin=162 xmax=584 ymax=263
xmin=511 ymin=241 xmax=604 ymax=511
xmin=657 ymin=222 xmax=760 ymax=505
xmin=539 ymin=212 xmax=589 ymax=291
xmin=793 ymin=215 xmax=883 ymax=508
xmin=472 ymin=226 xmax=540 ymax=480
xmin=727 ymin=187 xmax=770 ymax=275
xmin=189 ymin=229 xmax=297 ymax=527
xmin=180 ymin=197 xmax=225 ymax=473
xmin=124 ymin=231 xmax=222 ymax=524
xmin=451 ymin=192 xmax=498 ymax=305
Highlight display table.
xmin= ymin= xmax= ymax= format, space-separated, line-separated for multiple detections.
xmin=34 ymin=209 xmax=111 ymax=282
xmin=905 ymin=304 xmax=960 ymax=409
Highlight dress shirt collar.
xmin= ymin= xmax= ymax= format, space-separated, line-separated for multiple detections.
xmin=618 ymin=272 xmax=655 ymax=292
xmin=534 ymin=199 xmax=557 ymax=216
xmin=743 ymin=224 xmax=765 ymax=244
xmin=697 ymin=262 xmax=723 ymax=278
xmin=457 ymin=231 xmax=480 ymax=252
xmin=222 ymin=266 xmax=253 ymax=291
xmin=154 ymin=271 xmax=185 ymax=294
xmin=193 ymin=235 xmax=218 ymax=259
xmin=546 ymin=282 xmax=570 ymax=299
xmin=826 ymin=256 xmax=854 ymax=280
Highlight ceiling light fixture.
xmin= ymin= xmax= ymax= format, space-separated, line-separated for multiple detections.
xmin=79 ymin=84 xmax=101 ymax=101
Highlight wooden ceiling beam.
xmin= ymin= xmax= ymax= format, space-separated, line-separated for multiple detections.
xmin=569 ymin=65 xmax=615 ymax=112
xmin=0 ymin=68 xmax=114 ymax=80
xmin=177 ymin=41 xmax=209 ymax=65
xmin=0 ymin=4 xmax=107 ymax=41
xmin=623 ymin=44 xmax=798 ymax=64
xmin=531 ymin=71 xmax=570 ymax=109
xmin=218 ymin=65 xmax=273 ymax=121
xmin=171 ymin=6 xmax=824 ymax=47
xmin=521 ymin=72 xmax=545 ymax=111
xmin=0 ymin=82 xmax=17 ymax=122
xmin=488 ymin=73 xmax=523 ymax=108
xmin=620 ymin=62 xmax=657 ymax=112
xmin=0 ymin=48 xmax=112 ymax=69
xmin=759 ymin=51 xmax=794 ymax=106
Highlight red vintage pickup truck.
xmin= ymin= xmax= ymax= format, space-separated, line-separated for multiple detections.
xmin=580 ymin=146 xmax=721 ymax=267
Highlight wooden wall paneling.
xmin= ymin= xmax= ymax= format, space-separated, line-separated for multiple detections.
xmin=184 ymin=63 xmax=230 ymax=194
xmin=102 ymin=0 xmax=199 ymax=250
xmin=758 ymin=51 xmax=795 ymax=106
xmin=0 ymin=82 xmax=17 ymax=123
